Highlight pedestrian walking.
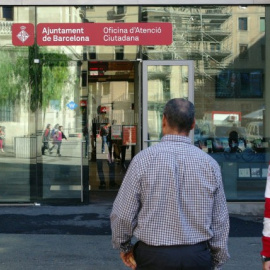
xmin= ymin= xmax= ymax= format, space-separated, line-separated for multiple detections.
xmin=0 ymin=126 xmax=5 ymax=153
xmin=110 ymin=98 xmax=230 ymax=270
xmin=83 ymin=125 xmax=89 ymax=157
xmin=100 ymin=122 xmax=110 ymax=154
xmin=50 ymin=125 xmax=67 ymax=157
xmin=42 ymin=124 xmax=51 ymax=155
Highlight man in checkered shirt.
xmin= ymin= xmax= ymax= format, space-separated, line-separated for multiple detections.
xmin=110 ymin=98 xmax=230 ymax=270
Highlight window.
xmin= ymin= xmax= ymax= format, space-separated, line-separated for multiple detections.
xmin=210 ymin=43 xmax=220 ymax=51
xmin=88 ymin=46 xmax=96 ymax=60
xmin=0 ymin=101 xmax=14 ymax=122
xmin=163 ymin=53 xmax=173 ymax=60
xmin=239 ymin=44 xmax=248 ymax=59
xmin=81 ymin=71 xmax=88 ymax=87
xmin=260 ymin=17 xmax=265 ymax=32
xmin=2 ymin=6 xmax=13 ymax=20
xmin=161 ymin=16 xmax=169 ymax=22
xmin=239 ymin=17 xmax=248 ymax=30
xmin=116 ymin=6 xmax=125 ymax=14
xmin=115 ymin=46 xmax=124 ymax=60
xmin=102 ymin=83 xmax=110 ymax=96
xmin=163 ymin=80 xmax=170 ymax=92
xmin=163 ymin=79 xmax=170 ymax=99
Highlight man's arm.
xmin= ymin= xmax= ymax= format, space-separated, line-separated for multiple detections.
xmin=110 ymin=157 xmax=141 ymax=252
xmin=208 ymin=169 xmax=230 ymax=269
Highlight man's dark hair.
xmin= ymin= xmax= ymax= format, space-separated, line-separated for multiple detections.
xmin=163 ymin=98 xmax=195 ymax=133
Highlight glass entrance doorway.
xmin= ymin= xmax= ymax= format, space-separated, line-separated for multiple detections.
xmin=37 ymin=59 xmax=194 ymax=201
xmin=86 ymin=61 xmax=138 ymax=191
xmin=142 ymin=61 xmax=194 ymax=149
xmin=86 ymin=60 xmax=194 ymax=192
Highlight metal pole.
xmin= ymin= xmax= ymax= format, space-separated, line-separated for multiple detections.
xmin=81 ymin=140 xmax=84 ymax=202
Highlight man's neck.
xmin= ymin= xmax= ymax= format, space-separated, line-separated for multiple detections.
xmin=163 ymin=129 xmax=188 ymax=137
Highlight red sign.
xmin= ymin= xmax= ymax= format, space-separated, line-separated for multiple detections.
xmin=80 ymin=100 xmax=87 ymax=107
xmin=99 ymin=106 xmax=107 ymax=113
xmin=36 ymin=23 xmax=172 ymax=46
xmin=12 ymin=24 xmax=35 ymax=46
xmin=122 ymin=125 xmax=137 ymax=146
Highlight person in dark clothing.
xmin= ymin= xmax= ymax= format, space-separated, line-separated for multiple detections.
xmin=98 ymin=124 xmax=119 ymax=190
xmin=83 ymin=125 xmax=89 ymax=157
xmin=100 ymin=123 xmax=110 ymax=154
xmin=91 ymin=113 xmax=109 ymax=161
xmin=228 ymin=130 xmax=239 ymax=153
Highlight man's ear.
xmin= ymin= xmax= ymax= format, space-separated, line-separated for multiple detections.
xmin=162 ymin=115 xmax=167 ymax=134
xmin=190 ymin=119 xmax=196 ymax=130
xmin=162 ymin=115 xmax=166 ymax=127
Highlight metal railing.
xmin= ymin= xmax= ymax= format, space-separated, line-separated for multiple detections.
xmin=0 ymin=21 xmax=13 ymax=35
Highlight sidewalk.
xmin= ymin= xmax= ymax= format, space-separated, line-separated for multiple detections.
xmin=0 ymin=204 xmax=263 ymax=270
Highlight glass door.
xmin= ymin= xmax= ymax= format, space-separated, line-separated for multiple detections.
xmin=142 ymin=61 xmax=194 ymax=149
xmin=87 ymin=61 xmax=138 ymax=191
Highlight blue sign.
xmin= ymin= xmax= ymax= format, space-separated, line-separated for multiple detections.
xmin=66 ymin=101 xmax=78 ymax=110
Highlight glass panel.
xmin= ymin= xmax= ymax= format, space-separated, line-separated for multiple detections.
xmin=38 ymin=55 xmax=83 ymax=200
xmin=0 ymin=11 xmax=33 ymax=202
xmin=36 ymin=7 xmax=88 ymax=202
xmin=147 ymin=65 xmax=189 ymax=146
xmin=142 ymin=6 xmax=267 ymax=201
xmin=88 ymin=61 xmax=137 ymax=190
xmin=35 ymin=6 xmax=141 ymax=198
xmin=0 ymin=5 xmax=268 ymax=204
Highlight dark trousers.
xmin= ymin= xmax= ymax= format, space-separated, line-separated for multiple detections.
xmin=133 ymin=241 xmax=212 ymax=270
xmin=42 ymin=142 xmax=49 ymax=155
xmin=97 ymin=159 xmax=115 ymax=185
xmin=50 ymin=142 xmax=62 ymax=154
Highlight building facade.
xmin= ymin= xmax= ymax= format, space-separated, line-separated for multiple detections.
xmin=0 ymin=2 xmax=269 ymax=212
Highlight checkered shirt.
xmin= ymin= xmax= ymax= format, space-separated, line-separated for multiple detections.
xmin=110 ymin=135 xmax=230 ymax=269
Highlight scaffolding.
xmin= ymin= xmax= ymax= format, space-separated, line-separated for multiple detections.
xmin=141 ymin=6 xmax=233 ymax=81
xmin=141 ymin=6 xmax=233 ymax=116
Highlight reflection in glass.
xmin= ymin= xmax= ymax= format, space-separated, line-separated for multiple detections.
xmin=39 ymin=55 xmax=82 ymax=200
xmin=88 ymin=61 xmax=136 ymax=191
xmin=147 ymin=65 xmax=188 ymax=144
xmin=0 ymin=46 xmax=32 ymax=202
xmin=0 ymin=5 xmax=268 ymax=203
xmin=143 ymin=6 xmax=267 ymax=201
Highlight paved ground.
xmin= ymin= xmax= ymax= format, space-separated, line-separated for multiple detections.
xmin=0 ymin=203 xmax=264 ymax=270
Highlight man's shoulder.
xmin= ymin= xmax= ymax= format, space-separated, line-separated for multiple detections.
xmin=132 ymin=144 xmax=159 ymax=162
xmin=192 ymin=147 xmax=220 ymax=170
xmin=134 ymin=141 xmax=218 ymax=165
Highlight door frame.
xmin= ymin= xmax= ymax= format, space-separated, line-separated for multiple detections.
xmin=142 ymin=60 xmax=194 ymax=150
